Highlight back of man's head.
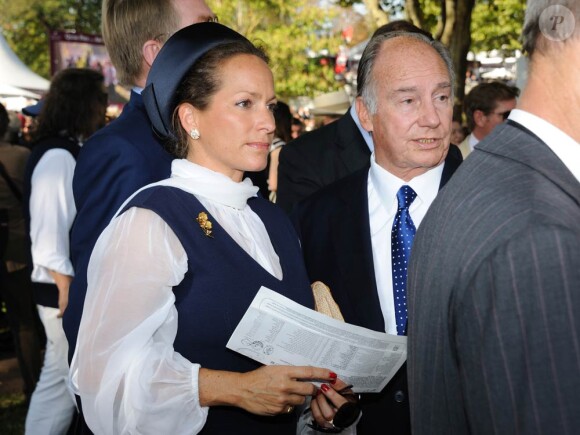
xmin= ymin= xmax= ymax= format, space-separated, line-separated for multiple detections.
xmin=102 ymin=0 xmax=178 ymax=86
xmin=522 ymin=0 xmax=579 ymax=57
xmin=464 ymin=82 xmax=520 ymax=131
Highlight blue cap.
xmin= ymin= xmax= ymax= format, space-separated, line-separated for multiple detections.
xmin=142 ymin=22 xmax=248 ymax=140
xmin=22 ymin=100 xmax=44 ymax=117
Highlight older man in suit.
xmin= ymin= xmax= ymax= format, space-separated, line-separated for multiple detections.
xmin=293 ymin=29 xmax=461 ymax=434
xmin=277 ymin=21 xmax=435 ymax=214
xmin=64 ymin=0 xmax=216 ymax=362
xmin=408 ymin=1 xmax=580 ymax=433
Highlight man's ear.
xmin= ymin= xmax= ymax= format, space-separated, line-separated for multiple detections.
xmin=473 ymin=109 xmax=487 ymax=128
xmin=356 ymin=97 xmax=373 ymax=133
xmin=142 ymin=39 xmax=163 ymax=68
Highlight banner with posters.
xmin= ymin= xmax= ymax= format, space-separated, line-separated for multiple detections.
xmin=49 ymin=31 xmax=128 ymax=108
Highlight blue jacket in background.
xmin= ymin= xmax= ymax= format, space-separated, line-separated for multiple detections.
xmin=64 ymin=91 xmax=173 ymax=360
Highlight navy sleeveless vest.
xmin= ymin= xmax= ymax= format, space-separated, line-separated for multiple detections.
xmin=23 ymin=136 xmax=80 ymax=308
xmin=122 ymin=186 xmax=313 ymax=434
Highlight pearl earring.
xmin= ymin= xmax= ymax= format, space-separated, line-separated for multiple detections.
xmin=190 ymin=128 xmax=200 ymax=140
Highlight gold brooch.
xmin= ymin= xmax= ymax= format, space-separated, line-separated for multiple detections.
xmin=196 ymin=211 xmax=213 ymax=238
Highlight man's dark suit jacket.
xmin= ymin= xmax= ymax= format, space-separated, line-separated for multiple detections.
xmin=292 ymin=145 xmax=462 ymax=435
xmin=408 ymin=121 xmax=580 ymax=434
xmin=277 ymin=110 xmax=370 ymax=213
xmin=64 ymin=91 xmax=173 ymax=360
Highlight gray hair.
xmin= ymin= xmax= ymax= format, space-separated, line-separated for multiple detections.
xmin=522 ymin=0 xmax=579 ymax=56
xmin=357 ymin=31 xmax=455 ymax=115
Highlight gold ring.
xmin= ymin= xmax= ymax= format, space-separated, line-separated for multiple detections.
xmin=286 ymin=405 xmax=294 ymax=414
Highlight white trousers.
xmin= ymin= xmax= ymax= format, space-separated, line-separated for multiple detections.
xmin=25 ymin=305 xmax=76 ymax=435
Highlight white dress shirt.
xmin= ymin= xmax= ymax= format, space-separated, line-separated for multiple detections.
xmin=29 ymin=148 xmax=76 ymax=283
xmin=70 ymin=159 xmax=285 ymax=434
xmin=367 ymin=153 xmax=443 ymax=334
xmin=468 ymin=132 xmax=480 ymax=152
xmin=509 ymin=109 xmax=580 ymax=182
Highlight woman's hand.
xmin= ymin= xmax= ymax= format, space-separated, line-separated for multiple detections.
xmin=48 ymin=270 xmax=72 ymax=317
xmin=199 ymin=366 xmax=337 ymax=416
xmin=310 ymin=379 xmax=360 ymax=431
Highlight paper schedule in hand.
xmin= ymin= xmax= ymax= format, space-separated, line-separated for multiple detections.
xmin=226 ymin=287 xmax=407 ymax=393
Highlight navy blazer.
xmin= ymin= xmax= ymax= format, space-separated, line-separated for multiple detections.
xmin=277 ymin=110 xmax=370 ymax=213
xmin=291 ymin=145 xmax=462 ymax=435
xmin=64 ymin=91 xmax=173 ymax=359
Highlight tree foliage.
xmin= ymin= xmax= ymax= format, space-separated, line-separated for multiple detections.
xmin=335 ymin=0 xmax=524 ymax=113
xmin=471 ymin=0 xmax=525 ymax=54
xmin=0 ymin=0 xmax=101 ymax=78
xmin=1 ymin=0 xmax=345 ymax=99
xmin=208 ymin=0 xmax=345 ymax=99
xmin=0 ymin=0 xmax=525 ymax=101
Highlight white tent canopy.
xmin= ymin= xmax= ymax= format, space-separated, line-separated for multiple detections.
xmin=0 ymin=32 xmax=49 ymax=93
xmin=0 ymin=83 xmax=41 ymax=99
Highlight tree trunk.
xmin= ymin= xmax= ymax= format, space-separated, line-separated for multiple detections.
xmin=441 ymin=0 xmax=475 ymax=119
xmin=364 ymin=0 xmax=389 ymax=29
xmin=405 ymin=0 xmax=425 ymax=29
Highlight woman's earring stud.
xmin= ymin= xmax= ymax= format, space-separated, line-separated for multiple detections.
xmin=190 ymin=128 xmax=200 ymax=140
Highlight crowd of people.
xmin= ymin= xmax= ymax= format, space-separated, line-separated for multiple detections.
xmin=0 ymin=0 xmax=578 ymax=434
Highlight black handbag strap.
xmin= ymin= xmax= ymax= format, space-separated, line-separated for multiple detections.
xmin=0 ymin=161 xmax=23 ymax=202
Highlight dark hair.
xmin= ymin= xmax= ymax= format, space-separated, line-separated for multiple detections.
xmin=0 ymin=103 xmax=8 ymax=139
xmin=168 ymin=40 xmax=269 ymax=158
xmin=371 ymin=20 xmax=433 ymax=40
xmin=463 ymin=81 xmax=520 ymax=130
xmin=274 ymin=101 xmax=292 ymax=144
xmin=33 ymin=68 xmax=106 ymax=143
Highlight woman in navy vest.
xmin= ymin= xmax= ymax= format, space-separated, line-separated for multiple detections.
xmin=70 ymin=23 xmax=347 ymax=434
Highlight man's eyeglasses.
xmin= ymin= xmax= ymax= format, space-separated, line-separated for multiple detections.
xmin=491 ymin=110 xmax=511 ymax=121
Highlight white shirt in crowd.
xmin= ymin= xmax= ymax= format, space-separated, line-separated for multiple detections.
xmin=29 ymin=148 xmax=76 ymax=283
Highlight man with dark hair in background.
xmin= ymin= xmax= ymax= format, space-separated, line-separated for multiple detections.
xmin=459 ymin=81 xmax=519 ymax=158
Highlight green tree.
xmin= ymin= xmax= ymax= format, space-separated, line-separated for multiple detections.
xmin=0 ymin=0 xmax=101 ymax=78
xmin=471 ymin=0 xmax=525 ymax=54
xmin=335 ymin=0 xmax=525 ymax=115
xmin=208 ymin=0 xmax=345 ymax=99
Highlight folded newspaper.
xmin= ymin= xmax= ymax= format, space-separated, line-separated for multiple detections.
xmin=226 ymin=287 xmax=407 ymax=393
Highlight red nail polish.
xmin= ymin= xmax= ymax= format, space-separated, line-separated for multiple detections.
xmin=329 ymin=372 xmax=337 ymax=379
xmin=316 ymin=389 xmax=322 ymax=396
xmin=330 ymin=378 xmax=337 ymax=385
xmin=321 ymin=384 xmax=330 ymax=392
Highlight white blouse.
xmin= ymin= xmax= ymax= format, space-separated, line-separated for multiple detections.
xmin=70 ymin=159 xmax=285 ymax=434
xmin=29 ymin=148 xmax=76 ymax=283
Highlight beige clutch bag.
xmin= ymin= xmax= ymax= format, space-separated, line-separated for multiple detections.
xmin=311 ymin=281 xmax=344 ymax=322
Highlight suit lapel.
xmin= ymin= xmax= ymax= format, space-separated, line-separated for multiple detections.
xmin=335 ymin=111 xmax=372 ymax=174
xmin=439 ymin=144 xmax=463 ymax=189
xmin=331 ymin=169 xmax=386 ymax=332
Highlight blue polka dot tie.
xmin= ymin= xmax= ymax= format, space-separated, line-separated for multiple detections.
xmin=391 ymin=185 xmax=417 ymax=336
